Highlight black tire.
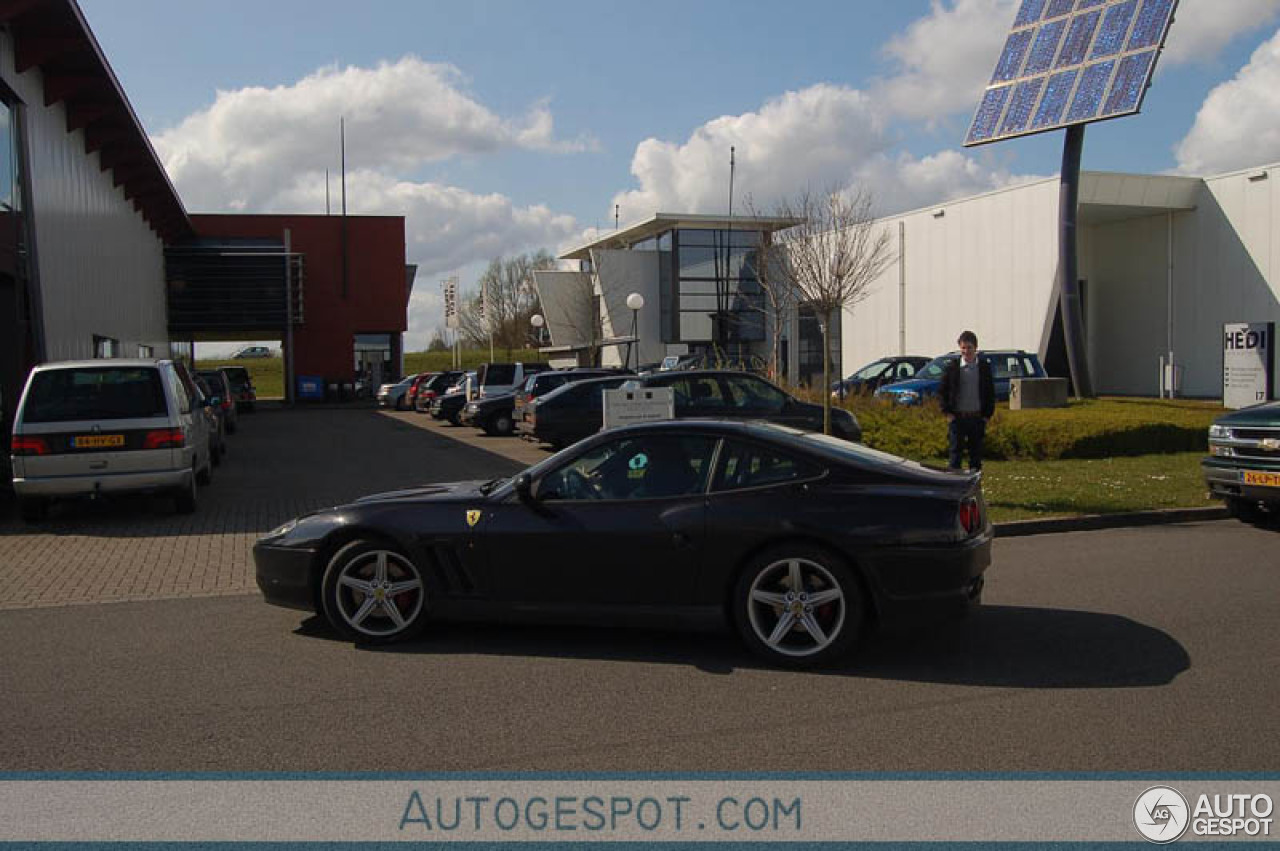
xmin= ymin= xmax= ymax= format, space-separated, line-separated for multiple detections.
xmin=174 ymin=468 xmax=197 ymax=514
xmin=18 ymin=496 xmax=48 ymax=524
xmin=395 ymin=396 xmax=407 ymax=411
xmin=490 ymin=413 xmax=514 ymax=436
xmin=320 ymin=539 xmax=429 ymax=644
xmin=1226 ymin=496 xmax=1264 ymax=524
xmin=196 ymin=453 xmax=213 ymax=485
xmin=732 ymin=544 xmax=865 ymax=669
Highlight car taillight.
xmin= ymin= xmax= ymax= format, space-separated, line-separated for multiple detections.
xmin=144 ymin=428 xmax=185 ymax=449
xmin=221 ymin=399 xmax=233 ymax=411
xmin=11 ymin=435 xmax=50 ymax=456
xmin=958 ymin=497 xmax=981 ymax=535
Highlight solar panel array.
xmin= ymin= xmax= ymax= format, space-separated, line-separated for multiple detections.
xmin=964 ymin=0 xmax=1177 ymax=146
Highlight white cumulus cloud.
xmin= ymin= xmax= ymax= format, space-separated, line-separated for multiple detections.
xmin=877 ymin=0 xmax=1017 ymax=122
xmin=155 ymin=55 xmax=594 ymax=212
xmin=1162 ymin=0 xmax=1280 ymax=65
xmin=1175 ymin=27 xmax=1280 ymax=173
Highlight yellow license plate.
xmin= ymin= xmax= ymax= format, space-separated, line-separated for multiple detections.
xmin=1242 ymin=470 xmax=1280 ymax=488
xmin=73 ymin=434 xmax=125 ymax=449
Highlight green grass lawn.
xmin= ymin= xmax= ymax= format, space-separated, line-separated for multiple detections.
xmin=981 ymin=452 xmax=1213 ymax=522
xmin=195 ymin=357 xmax=284 ymax=399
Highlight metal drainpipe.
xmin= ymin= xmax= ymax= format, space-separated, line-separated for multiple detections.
xmin=899 ymin=221 xmax=906 ymax=356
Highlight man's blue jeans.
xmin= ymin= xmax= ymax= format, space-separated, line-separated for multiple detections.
xmin=948 ymin=416 xmax=986 ymax=471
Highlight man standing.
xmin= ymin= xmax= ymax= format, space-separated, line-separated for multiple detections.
xmin=939 ymin=330 xmax=995 ymax=472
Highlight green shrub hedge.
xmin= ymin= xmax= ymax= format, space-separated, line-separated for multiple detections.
xmin=831 ymin=394 xmax=1224 ymax=461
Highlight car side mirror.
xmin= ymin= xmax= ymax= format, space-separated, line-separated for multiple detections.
xmin=513 ymin=472 xmax=535 ymax=502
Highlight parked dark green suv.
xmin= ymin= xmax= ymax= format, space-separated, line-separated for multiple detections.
xmin=1203 ymin=400 xmax=1280 ymax=523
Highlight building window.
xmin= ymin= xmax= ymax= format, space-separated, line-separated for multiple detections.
xmin=138 ymin=344 xmax=154 ymax=358
xmin=673 ymin=228 xmax=765 ymax=344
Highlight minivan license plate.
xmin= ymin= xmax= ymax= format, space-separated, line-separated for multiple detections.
xmin=1242 ymin=470 xmax=1280 ymax=488
xmin=73 ymin=434 xmax=124 ymax=449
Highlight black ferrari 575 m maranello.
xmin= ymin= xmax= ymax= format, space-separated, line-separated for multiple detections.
xmin=254 ymin=420 xmax=991 ymax=667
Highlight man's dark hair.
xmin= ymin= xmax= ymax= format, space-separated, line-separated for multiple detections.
xmin=957 ymin=330 xmax=978 ymax=347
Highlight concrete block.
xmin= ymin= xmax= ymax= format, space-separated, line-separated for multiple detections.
xmin=1010 ymin=377 xmax=1069 ymax=409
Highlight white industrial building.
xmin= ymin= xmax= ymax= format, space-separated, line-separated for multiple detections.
xmin=539 ymin=162 xmax=1279 ymax=401
xmin=0 ymin=0 xmax=191 ymax=428
xmin=845 ymin=161 xmax=1279 ymax=400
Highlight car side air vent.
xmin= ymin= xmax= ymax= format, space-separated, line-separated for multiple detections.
xmin=425 ymin=543 xmax=477 ymax=595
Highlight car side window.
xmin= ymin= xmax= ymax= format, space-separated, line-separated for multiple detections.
xmin=1022 ymin=356 xmax=1040 ymax=377
xmin=712 ymin=440 xmax=823 ymax=492
xmin=169 ymin=370 xmax=191 ymax=415
xmin=724 ymin=375 xmax=786 ymax=412
xmin=670 ymin=376 xmax=728 ymax=413
xmin=538 ymin=435 xmax=718 ymax=501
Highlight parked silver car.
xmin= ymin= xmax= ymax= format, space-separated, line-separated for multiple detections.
xmin=9 ymin=359 xmax=214 ymax=521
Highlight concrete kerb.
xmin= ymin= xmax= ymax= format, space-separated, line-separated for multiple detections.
xmin=994 ymin=505 xmax=1230 ymax=537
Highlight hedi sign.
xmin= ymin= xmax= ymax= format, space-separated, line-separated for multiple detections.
xmin=1223 ymin=322 xmax=1274 ymax=409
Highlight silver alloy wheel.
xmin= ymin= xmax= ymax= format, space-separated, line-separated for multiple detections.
xmin=332 ymin=548 xmax=425 ymax=638
xmin=746 ymin=557 xmax=846 ymax=658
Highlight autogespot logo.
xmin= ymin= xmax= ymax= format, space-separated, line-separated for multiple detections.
xmin=1134 ymin=786 xmax=1190 ymax=844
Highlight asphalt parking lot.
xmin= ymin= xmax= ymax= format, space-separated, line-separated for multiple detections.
xmin=0 ymin=404 xmax=529 ymax=611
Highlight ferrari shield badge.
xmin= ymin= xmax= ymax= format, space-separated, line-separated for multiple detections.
xmin=466 ymin=509 xmax=482 ymax=528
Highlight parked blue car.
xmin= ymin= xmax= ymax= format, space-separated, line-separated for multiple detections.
xmin=874 ymin=350 xmax=1047 ymax=405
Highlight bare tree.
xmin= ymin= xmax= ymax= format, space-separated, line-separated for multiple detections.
xmin=744 ymin=196 xmax=802 ymax=381
xmin=773 ymin=187 xmax=895 ymax=433
xmin=455 ymin=251 xmax=556 ymax=357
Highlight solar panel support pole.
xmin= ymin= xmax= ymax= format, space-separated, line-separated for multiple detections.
xmin=1059 ymin=124 xmax=1093 ymax=398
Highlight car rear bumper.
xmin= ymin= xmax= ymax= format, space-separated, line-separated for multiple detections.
xmin=864 ymin=533 xmax=992 ymax=623
xmin=253 ymin=542 xmax=318 ymax=611
xmin=13 ymin=468 xmax=189 ymax=498
xmin=1202 ymin=458 xmax=1280 ymax=505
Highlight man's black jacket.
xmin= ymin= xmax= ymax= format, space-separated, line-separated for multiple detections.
xmin=939 ymin=356 xmax=995 ymax=418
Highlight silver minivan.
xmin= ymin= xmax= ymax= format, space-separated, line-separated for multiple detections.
xmin=9 ymin=359 xmax=214 ymax=521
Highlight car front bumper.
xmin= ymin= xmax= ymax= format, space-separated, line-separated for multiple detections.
xmin=1202 ymin=457 xmax=1280 ymax=505
xmin=13 ymin=468 xmax=190 ymax=498
xmin=253 ymin=542 xmax=318 ymax=611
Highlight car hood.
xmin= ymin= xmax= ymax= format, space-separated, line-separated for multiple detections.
xmin=877 ymin=377 xmax=939 ymax=394
xmin=353 ymin=479 xmax=489 ymax=504
xmin=1215 ymin=399 xmax=1280 ymax=425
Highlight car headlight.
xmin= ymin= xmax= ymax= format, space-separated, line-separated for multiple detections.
xmin=266 ymin=518 xmax=298 ymax=538
xmin=1210 ymin=445 xmax=1236 ymax=457
xmin=1209 ymin=424 xmax=1231 ymax=439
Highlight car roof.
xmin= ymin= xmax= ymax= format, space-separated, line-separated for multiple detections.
xmin=32 ymin=359 xmax=170 ymax=371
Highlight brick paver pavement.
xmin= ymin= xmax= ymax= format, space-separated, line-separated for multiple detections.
xmin=0 ymin=405 xmax=525 ymax=610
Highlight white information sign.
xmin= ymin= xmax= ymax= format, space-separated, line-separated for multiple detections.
xmin=1223 ymin=322 xmax=1274 ymax=409
xmin=603 ymin=385 xmax=674 ymax=429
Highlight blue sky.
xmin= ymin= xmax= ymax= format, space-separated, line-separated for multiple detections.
xmin=78 ymin=0 xmax=1280 ymax=353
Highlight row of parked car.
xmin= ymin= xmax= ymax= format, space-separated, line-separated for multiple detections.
xmin=831 ymin=349 xmax=1048 ymax=403
xmin=384 ymin=362 xmax=864 ymax=451
xmin=8 ymin=359 xmax=258 ymax=522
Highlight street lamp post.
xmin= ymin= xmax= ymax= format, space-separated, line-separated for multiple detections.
xmin=530 ymin=313 xmax=545 ymax=348
xmin=626 ymin=293 xmax=644 ymax=371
